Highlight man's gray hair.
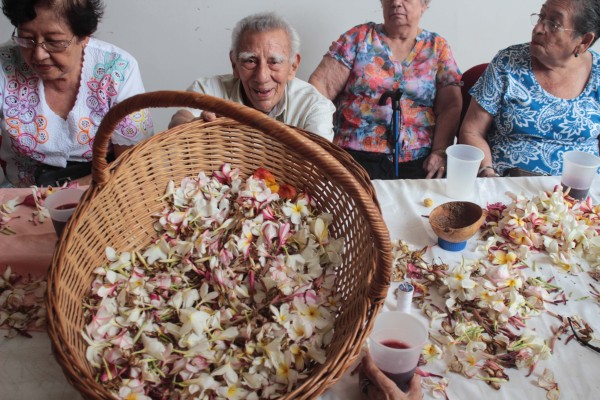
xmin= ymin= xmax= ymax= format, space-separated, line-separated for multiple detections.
xmin=231 ymin=12 xmax=301 ymax=63
xmin=379 ymin=0 xmax=431 ymax=8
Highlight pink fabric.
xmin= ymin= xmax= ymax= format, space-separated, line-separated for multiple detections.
xmin=0 ymin=188 xmax=57 ymax=277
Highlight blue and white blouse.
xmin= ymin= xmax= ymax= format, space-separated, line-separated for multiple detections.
xmin=470 ymin=43 xmax=600 ymax=176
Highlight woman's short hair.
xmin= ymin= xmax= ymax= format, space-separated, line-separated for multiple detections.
xmin=2 ymin=0 xmax=104 ymax=37
xmin=572 ymin=0 xmax=600 ymax=45
xmin=230 ymin=12 xmax=301 ymax=63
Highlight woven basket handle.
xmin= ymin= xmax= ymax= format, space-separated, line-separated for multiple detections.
xmin=91 ymin=90 xmax=391 ymax=301
xmin=93 ymin=91 xmax=320 ymax=185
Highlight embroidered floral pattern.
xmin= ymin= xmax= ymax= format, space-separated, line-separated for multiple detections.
xmin=0 ymin=41 xmax=153 ymax=187
xmin=77 ymin=118 xmax=93 ymax=161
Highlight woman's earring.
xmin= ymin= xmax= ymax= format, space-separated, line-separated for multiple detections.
xmin=574 ymin=52 xmax=580 ymax=58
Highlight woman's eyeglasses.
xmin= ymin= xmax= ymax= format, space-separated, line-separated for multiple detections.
xmin=11 ymin=29 xmax=74 ymax=53
xmin=530 ymin=13 xmax=575 ymax=33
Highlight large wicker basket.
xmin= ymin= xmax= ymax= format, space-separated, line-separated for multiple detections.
xmin=46 ymin=91 xmax=392 ymax=399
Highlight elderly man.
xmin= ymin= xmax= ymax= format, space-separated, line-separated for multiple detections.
xmin=169 ymin=12 xmax=335 ymax=141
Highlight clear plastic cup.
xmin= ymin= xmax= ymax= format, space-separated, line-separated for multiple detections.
xmin=561 ymin=151 xmax=600 ymax=200
xmin=368 ymin=311 xmax=428 ymax=391
xmin=44 ymin=188 xmax=84 ymax=237
xmin=446 ymin=144 xmax=484 ymax=199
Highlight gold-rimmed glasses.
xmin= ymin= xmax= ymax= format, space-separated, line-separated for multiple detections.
xmin=11 ymin=28 xmax=75 ymax=53
xmin=530 ymin=13 xmax=575 ymax=33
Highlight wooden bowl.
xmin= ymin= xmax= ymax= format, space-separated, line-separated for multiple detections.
xmin=429 ymin=201 xmax=484 ymax=250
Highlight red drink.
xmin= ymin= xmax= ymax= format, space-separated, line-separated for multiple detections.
xmin=561 ymin=183 xmax=589 ymax=200
xmin=50 ymin=203 xmax=78 ymax=236
xmin=55 ymin=202 xmax=78 ymax=210
xmin=381 ymin=339 xmax=410 ymax=349
xmin=51 ymin=219 xmax=68 ymax=237
xmin=381 ymin=367 xmax=417 ymax=392
xmin=379 ymin=340 xmax=414 ymax=391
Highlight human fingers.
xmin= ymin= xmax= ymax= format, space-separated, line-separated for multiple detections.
xmin=482 ymin=168 xmax=497 ymax=178
xmin=406 ymin=374 xmax=424 ymax=400
xmin=424 ymin=162 xmax=444 ymax=179
xmin=200 ymin=111 xmax=217 ymax=122
xmin=361 ymin=353 xmax=406 ymax=398
xmin=435 ymin=165 xmax=445 ymax=179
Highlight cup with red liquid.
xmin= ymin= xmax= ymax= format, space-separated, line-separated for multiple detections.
xmin=44 ymin=188 xmax=85 ymax=237
xmin=368 ymin=311 xmax=428 ymax=392
xmin=561 ymin=151 xmax=600 ymax=200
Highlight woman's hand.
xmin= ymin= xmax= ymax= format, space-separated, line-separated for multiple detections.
xmin=358 ymin=352 xmax=423 ymax=400
xmin=423 ymin=149 xmax=446 ymax=179
xmin=478 ymin=166 xmax=498 ymax=178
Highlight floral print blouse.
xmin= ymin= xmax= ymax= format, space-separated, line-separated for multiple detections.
xmin=327 ymin=23 xmax=461 ymax=161
xmin=470 ymin=43 xmax=600 ymax=176
xmin=0 ymin=38 xmax=153 ymax=187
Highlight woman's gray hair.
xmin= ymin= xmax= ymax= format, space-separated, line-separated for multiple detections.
xmin=231 ymin=12 xmax=301 ymax=62
xmin=571 ymin=0 xmax=600 ymax=45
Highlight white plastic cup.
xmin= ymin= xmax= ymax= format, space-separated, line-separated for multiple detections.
xmin=561 ymin=151 xmax=600 ymax=200
xmin=446 ymin=144 xmax=484 ymax=199
xmin=368 ymin=311 xmax=428 ymax=391
xmin=44 ymin=188 xmax=84 ymax=237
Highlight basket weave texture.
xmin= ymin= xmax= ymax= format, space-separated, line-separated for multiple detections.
xmin=46 ymin=91 xmax=392 ymax=399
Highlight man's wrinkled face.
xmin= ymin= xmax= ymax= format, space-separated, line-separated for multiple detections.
xmin=231 ymin=29 xmax=300 ymax=113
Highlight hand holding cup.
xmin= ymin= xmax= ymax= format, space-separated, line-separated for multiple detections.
xmin=368 ymin=311 xmax=428 ymax=392
xmin=359 ymin=352 xmax=423 ymax=400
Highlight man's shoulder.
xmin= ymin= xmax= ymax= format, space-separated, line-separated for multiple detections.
xmin=191 ymin=74 xmax=237 ymax=96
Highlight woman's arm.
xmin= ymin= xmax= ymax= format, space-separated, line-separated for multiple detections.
xmin=423 ymin=84 xmax=462 ymax=178
xmin=459 ymin=99 xmax=496 ymax=177
xmin=308 ymin=55 xmax=351 ymax=101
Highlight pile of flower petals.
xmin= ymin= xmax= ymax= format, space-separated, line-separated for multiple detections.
xmin=392 ymin=187 xmax=600 ymax=397
xmin=393 ymin=242 xmax=555 ymax=392
xmin=0 ymin=197 xmax=19 ymax=235
xmin=482 ymin=186 xmax=600 ymax=268
xmin=0 ymin=266 xmax=47 ymax=337
xmin=82 ymin=164 xmax=343 ymax=400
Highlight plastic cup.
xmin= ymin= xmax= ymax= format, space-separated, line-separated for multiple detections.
xmin=368 ymin=311 xmax=428 ymax=392
xmin=561 ymin=151 xmax=600 ymax=200
xmin=446 ymin=144 xmax=484 ymax=199
xmin=44 ymin=188 xmax=84 ymax=237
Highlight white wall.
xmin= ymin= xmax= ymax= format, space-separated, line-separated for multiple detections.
xmin=2 ymin=0 xmax=598 ymax=130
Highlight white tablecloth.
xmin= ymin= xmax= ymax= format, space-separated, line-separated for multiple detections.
xmin=1 ymin=176 xmax=599 ymax=399
xmin=323 ymin=176 xmax=600 ymax=400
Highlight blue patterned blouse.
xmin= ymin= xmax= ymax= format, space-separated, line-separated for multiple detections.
xmin=470 ymin=43 xmax=600 ymax=176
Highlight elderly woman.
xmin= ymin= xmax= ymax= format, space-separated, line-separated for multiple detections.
xmin=0 ymin=0 xmax=153 ymax=187
xmin=309 ymin=0 xmax=462 ymax=180
xmin=460 ymin=0 xmax=600 ymax=177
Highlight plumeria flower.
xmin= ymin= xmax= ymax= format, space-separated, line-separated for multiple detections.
xmin=537 ymin=368 xmax=560 ymax=400
xmin=81 ymin=163 xmax=342 ymax=398
xmin=423 ymin=342 xmax=443 ymax=362
xmin=282 ymin=198 xmax=309 ymax=225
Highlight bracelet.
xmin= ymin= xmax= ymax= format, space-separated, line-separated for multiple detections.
xmin=478 ymin=165 xmax=498 ymax=176
xmin=431 ymin=148 xmax=446 ymax=157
